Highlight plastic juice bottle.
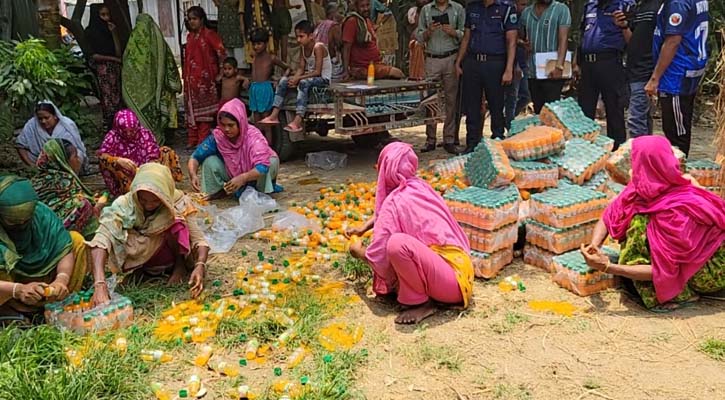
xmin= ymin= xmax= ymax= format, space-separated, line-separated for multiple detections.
xmin=151 ymin=383 xmax=172 ymax=400
xmin=274 ymin=328 xmax=295 ymax=348
xmin=188 ymin=375 xmax=201 ymax=397
xmin=213 ymin=361 xmax=239 ymax=377
xmin=194 ymin=345 xmax=214 ymax=367
xmin=112 ymin=337 xmax=128 ymax=355
xmin=286 ymin=346 xmax=306 ymax=369
xmin=245 ymin=339 xmax=260 ymax=360
xmin=367 ymin=61 xmax=375 ymax=85
xmin=141 ymin=349 xmax=173 ymax=363
xmin=65 ymin=347 xmax=83 ymax=368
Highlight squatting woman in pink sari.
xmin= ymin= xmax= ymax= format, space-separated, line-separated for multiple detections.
xmin=98 ymin=109 xmax=183 ymax=197
xmin=582 ymin=136 xmax=725 ymax=312
xmin=347 ymin=142 xmax=473 ymax=324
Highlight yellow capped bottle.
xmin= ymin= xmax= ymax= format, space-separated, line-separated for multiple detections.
xmin=188 ymin=375 xmax=202 ymax=397
xmin=194 ymin=345 xmax=214 ymax=367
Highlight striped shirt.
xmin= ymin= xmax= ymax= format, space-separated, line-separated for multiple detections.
xmin=520 ymin=1 xmax=572 ymax=79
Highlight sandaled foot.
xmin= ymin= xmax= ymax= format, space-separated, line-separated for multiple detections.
xmin=284 ymin=123 xmax=303 ymax=133
xmin=650 ymin=296 xmax=700 ymax=313
xmin=258 ymin=116 xmax=280 ymax=125
xmin=394 ymin=301 xmax=437 ymax=324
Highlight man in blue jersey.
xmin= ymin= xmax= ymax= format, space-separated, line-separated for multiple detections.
xmin=645 ymin=0 xmax=708 ymax=156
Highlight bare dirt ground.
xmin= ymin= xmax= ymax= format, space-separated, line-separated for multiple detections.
xmin=2 ymin=111 xmax=723 ymax=400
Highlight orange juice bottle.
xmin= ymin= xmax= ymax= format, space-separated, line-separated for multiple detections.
xmin=367 ymin=61 xmax=375 ymax=85
xmin=194 ymin=345 xmax=214 ymax=367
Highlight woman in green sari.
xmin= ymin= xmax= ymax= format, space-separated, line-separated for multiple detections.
xmin=0 ymin=176 xmax=88 ymax=322
xmin=121 ymin=14 xmax=182 ymax=142
xmin=31 ymin=139 xmax=103 ymax=239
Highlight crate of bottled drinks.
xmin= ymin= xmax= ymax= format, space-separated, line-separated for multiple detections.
xmin=529 ymin=186 xmax=608 ymax=229
xmin=501 ymin=126 xmax=566 ymax=161
xmin=465 ymin=139 xmax=515 ymax=188
xmin=540 ymin=98 xmax=601 ymax=141
xmin=523 ymin=243 xmax=557 ymax=272
xmin=606 ymin=139 xmax=687 ymax=184
xmin=45 ymin=290 xmax=134 ymax=335
xmin=510 ymin=161 xmax=559 ymax=190
xmin=509 ymin=115 xmax=541 ymax=136
xmin=471 ymin=248 xmax=514 ymax=279
xmin=593 ymin=134 xmax=615 ymax=152
xmin=444 ymin=184 xmax=520 ymax=231
xmin=686 ymin=159 xmax=720 ymax=187
xmin=525 ymin=219 xmax=597 ymax=254
xmin=551 ymin=247 xmax=619 ymax=296
xmin=462 ymin=223 xmax=519 ymax=254
xmin=548 ymin=138 xmax=608 ymax=185
xmin=430 ymin=154 xmax=471 ymax=177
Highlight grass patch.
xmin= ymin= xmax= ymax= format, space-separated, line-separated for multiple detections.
xmin=402 ymin=336 xmax=463 ymax=371
xmin=341 ymin=255 xmax=372 ymax=282
xmin=295 ymin=350 xmax=368 ymax=400
xmin=119 ymin=278 xmax=188 ymax=319
xmin=493 ymin=383 xmax=532 ymax=400
xmin=699 ymin=338 xmax=725 ymax=361
xmin=490 ymin=311 xmax=530 ymax=334
xmin=583 ymin=379 xmax=601 ymax=390
xmin=0 ymin=325 xmax=164 ymax=399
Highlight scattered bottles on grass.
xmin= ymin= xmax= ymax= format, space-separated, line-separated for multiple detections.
xmin=188 ymin=375 xmax=201 ymax=397
xmin=151 ymin=383 xmax=172 ymax=400
xmin=498 ymin=274 xmax=526 ymax=292
xmin=194 ymin=345 xmax=214 ymax=367
xmin=140 ymin=349 xmax=173 ymax=363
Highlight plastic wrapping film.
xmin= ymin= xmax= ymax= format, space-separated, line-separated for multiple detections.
xmin=465 ymin=139 xmax=516 ymax=188
xmin=525 ymin=219 xmax=597 ymax=254
xmin=540 ymin=97 xmax=601 ymax=141
xmin=551 ymin=247 xmax=620 ymax=296
xmin=548 ymin=138 xmax=608 ymax=185
xmin=501 ymin=126 xmax=566 ymax=161
xmin=686 ymin=159 xmax=721 ymax=187
xmin=445 ymin=184 xmax=520 ymax=231
xmin=471 ymin=247 xmax=514 ymax=279
xmin=430 ymin=154 xmax=472 ymax=177
xmin=462 ymin=223 xmax=519 ymax=253
xmin=529 ymin=186 xmax=608 ymax=229
xmin=511 ymin=161 xmax=559 ymax=190
xmin=523 ymin=243 xmax=557 ymax=272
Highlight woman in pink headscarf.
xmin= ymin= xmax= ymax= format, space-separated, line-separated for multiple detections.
xmin=98 ymin=109 xmax=184 ymax=196
xmin=347 ymin=142 xmax=473 ymax=324
xmin=188 ymin=99 xmax=281 ymax=200
xmin=582 ymin=136 xmax=725 ymax=311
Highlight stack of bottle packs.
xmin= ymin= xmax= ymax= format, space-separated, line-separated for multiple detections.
xmin=430 ymin=154 xmax=471 ymax=177
xmin=45 ymin=291 xmax=134 ymax=335
xmin=510 ymin=161 xmax=559 ymax=190
xmin=471 ymin=248 xmax=514 ymax=279
xmin=561 ymin=170 xmax=608 ymax=192
xmin=446 ymin=185 xmax=520 ymax=263
xmin=508 ymin=115 xmax=541 ymax=136
xmin=465 ymin=139 xmax=515 ymax=188
xmin=548 ymin=138 xmax=608 ymax=185
xmin=607 ymin=139 xmax=686 ymax=184
xmin=593 ymin=134 xmax=615 ymax=153
xmin=540 ymin=98 xmax=601 ymax=141
xmin=445 ymin=185 xmax=520 ymax=231
xmin=501 ymin=126 xmax=565 ymax=161
xmin=526 ymin=220 xmax=597 ymax=254
xmin=551 ymin=247 xmax=620 ymax=296
xmin=686 ymin=159 xmax=720 ymax=187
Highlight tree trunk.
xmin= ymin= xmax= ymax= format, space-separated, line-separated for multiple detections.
xmin=37 ymin=0 xmax=61 ymax=48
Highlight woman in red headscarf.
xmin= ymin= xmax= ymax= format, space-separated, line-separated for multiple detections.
xmin=347 ymin=142 xmax=473 ymax=324
xmin=582 ymin=136 xmax=725 ymax=311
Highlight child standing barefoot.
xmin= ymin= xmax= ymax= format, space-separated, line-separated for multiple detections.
xmin=246 ymin=29 xmax=290 ymax=123
xmin=220 ymin=57 xmax=246 ymax=106
xmin=259 ymin=20 xmax=331 ymax=133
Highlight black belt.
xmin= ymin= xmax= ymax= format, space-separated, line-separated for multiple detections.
xmin=426 ymin=49 xmax=458 ymax=59
xmin=469 ymin=53 xmax=505 ymax=62
xmin=581 ymin=52 xmax=621 ymax=63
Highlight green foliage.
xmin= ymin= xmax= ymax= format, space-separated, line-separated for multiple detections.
xmin=0 ymin=325 xmax=154 ymax=400
xmin=699 ymin=338 xmax=725 ymax=361
xmin=0 ymin=38 xmax=97 ymax=140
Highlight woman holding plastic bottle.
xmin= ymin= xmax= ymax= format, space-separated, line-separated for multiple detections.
xmin=346 ymin=142 xmax=473 ymax=324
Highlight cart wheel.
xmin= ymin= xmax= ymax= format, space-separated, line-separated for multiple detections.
xmin=270 ymin=112 xmax=297 ymax=162
xmin=315 ymin=120 xmax=329 ymax=137
xmin=351 ymin=131 xmax=392 ymax=148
